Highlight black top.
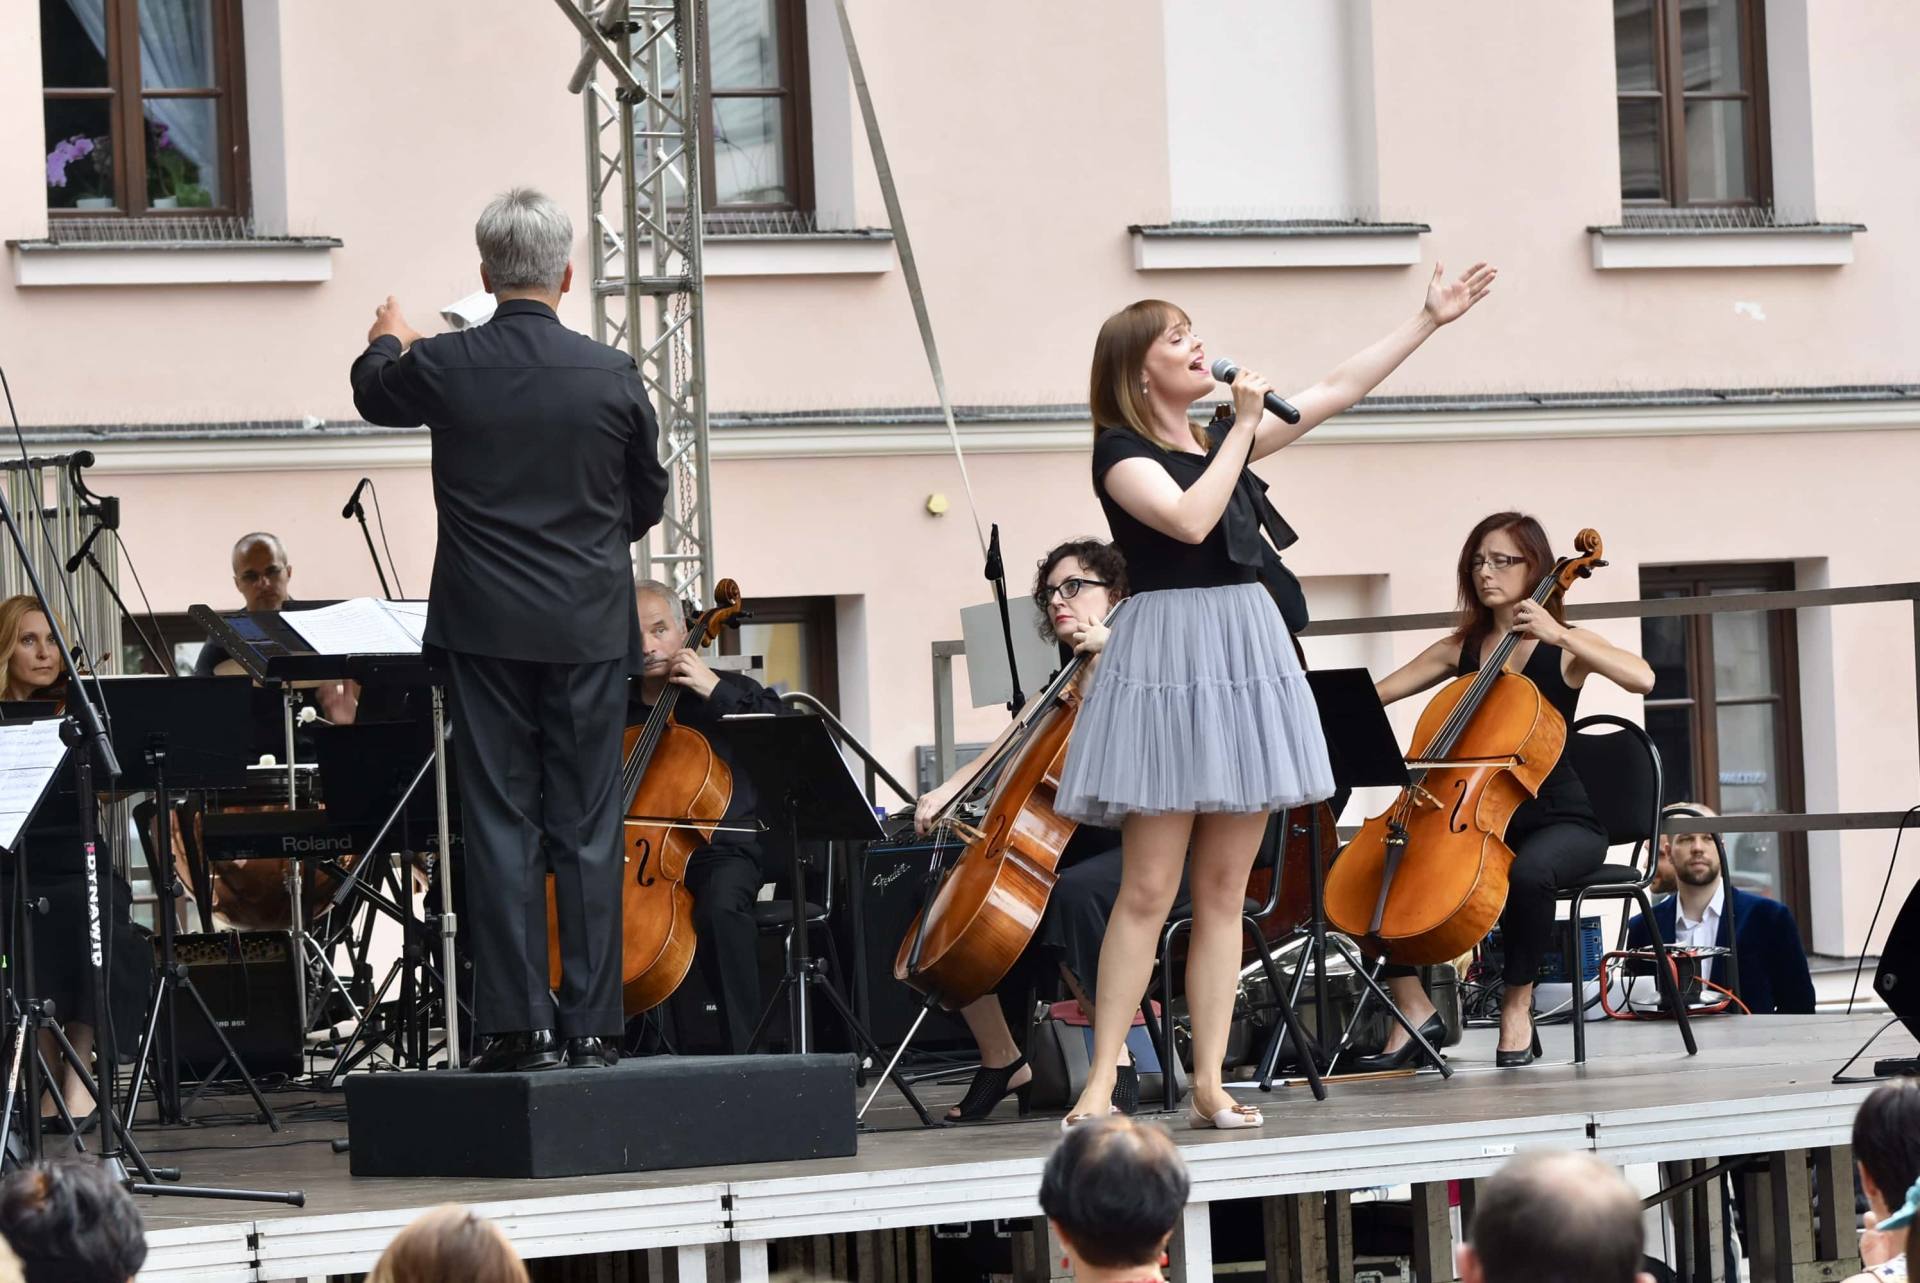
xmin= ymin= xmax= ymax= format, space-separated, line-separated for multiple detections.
xmin=1457 ymin=640 xmax=1603 ymax=838
xmin=350 ymin=300 xmax=670 ymax=667
xmin=1092 ymin=427 xmax=1259 ymax=593
xmin=627 ymin=671 xmax=787 ymax=859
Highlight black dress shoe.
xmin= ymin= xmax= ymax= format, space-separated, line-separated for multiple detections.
xmin=1496 ymin=1027 xmax=1544 ymax=1069
xmin=1349 ymin=1014 xmax=1448 ymax=1073
xmin=469 ymin=1030 xmax=563 ymax=1073
xmin=565 ymin=1036 xmax=619 ymax=1069
xmin=1111 ymin=1058 xmax=1140 ymax=1115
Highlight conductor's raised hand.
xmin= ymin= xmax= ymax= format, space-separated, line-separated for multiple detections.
xmin=1230 ymin=366 xmax=1273 ymax=427
xmin=1422 ymin=261 xmax=1497 ymax=327
xmin=368 ymin=295 xmax=425 ymax=350
xmin=665 ymin=648 xmax=720 ymax=700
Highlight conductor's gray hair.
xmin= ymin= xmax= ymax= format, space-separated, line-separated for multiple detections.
xmin=475 ymin=188 xmax=573 ymax=293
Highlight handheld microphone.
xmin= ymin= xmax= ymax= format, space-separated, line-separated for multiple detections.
xmin=64 ymin=522 xmax=105 ymax=574
xmin=1210 ymin=357 xmax=1302 ymax=425
xmin=341 ymin=477 xmax=371 ymax=519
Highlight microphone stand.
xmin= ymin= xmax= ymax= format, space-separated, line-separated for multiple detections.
xmin=342 ymin=480 xmax=395 ymax=599
xmin=983 ymin=524 xmax=1025 ymax=715
xmin=67 ymin=521 xmax=169 ymax=676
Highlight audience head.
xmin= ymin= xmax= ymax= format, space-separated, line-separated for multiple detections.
xmin=0 ymin=595 xmax=60 ymax=702
xmin=1657 ymin=802 xmax=1722 ymax=896
xmin=0 ymin=1161 xmax=147 ymax=1283
xmin=1854 ymin=1079 xmax=1920 ymax=1220
xmin=1460 ymin=1151 xmax=1649 ymax=1283
xmin=476 ymin=187 xmax=573 ymax=302
xmin=1039 ymin=1116 xmax=1189 ymax=1275
xmin=230 ymin=532 xmax=293 ymax=612
xmin=369 ymin=1205 xmax=527 ymax=1283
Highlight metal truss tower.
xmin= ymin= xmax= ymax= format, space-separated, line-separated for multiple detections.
xmin=556 ymin=0 xmax=714 ymax=607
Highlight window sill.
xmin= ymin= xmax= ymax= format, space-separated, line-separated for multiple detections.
xmin=8 ymin=236 xmax=342 ymax=287
xmin=703 ymin=230 xmax=895 ymax=278
xmin=1128 ymin=220 xmax=1430 ymax=271
xmin=1586 ymin=223 xmax=1864 ymax=270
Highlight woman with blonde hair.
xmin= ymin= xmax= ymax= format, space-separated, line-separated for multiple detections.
xmin=1055 ymin=262 xmax=1496 ymax=1129
xmin=370 ymin=1205 xmax=528 ymax=1283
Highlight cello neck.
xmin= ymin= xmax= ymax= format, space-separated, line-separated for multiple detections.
xmin=1417 ymin=571 xmax=1562 ymax=776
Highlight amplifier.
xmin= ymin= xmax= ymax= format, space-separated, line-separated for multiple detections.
xmin=165 ymin=931 xmax=304 ymax=1079
xmin=849 ymin=832 xmax=974 ymax=1054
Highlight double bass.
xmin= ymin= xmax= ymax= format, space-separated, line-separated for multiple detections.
xmin=1324 ymin=530 xmax=1606 ymax=965
xmin=545 ymin=580 xmax=745 ymax=1017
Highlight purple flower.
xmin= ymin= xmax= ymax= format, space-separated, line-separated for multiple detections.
xmin=45 ymin=135 xmax=100 ymax=191
xmin=155 ymin=124 xmax=172 ymax=151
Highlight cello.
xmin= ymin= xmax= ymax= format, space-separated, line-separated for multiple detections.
xmin=544 ymin=580 xmax=745 ymax=1017
xmin=1324 ymin=530 xmax=1606 ymax=966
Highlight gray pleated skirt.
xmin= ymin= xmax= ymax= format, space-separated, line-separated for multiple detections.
xmin=1054 ymin=582 xmax=1335 ymax=825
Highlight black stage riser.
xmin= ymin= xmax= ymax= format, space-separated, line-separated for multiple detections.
xmin=346 ymin=1053 xmax=857 ymax=1178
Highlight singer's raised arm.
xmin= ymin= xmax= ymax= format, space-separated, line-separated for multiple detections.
xmin=1250 ymin=259 xmax=1497 ymax=462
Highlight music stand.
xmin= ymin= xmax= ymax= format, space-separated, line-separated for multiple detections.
xmin=95 ymin=676 xmax=279 ymax=1129
xmin=1256 ymin=669 xmax=1452 ymax=1084
xmin=725 ymin=714 xmax=933 ymax=1125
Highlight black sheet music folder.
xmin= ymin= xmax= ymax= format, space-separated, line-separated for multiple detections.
xmin=190 ymin=600 xmax=441 ymax=687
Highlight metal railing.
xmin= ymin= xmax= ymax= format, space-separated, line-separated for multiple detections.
xmin=781 ymin=691 xmax=915 ymax=809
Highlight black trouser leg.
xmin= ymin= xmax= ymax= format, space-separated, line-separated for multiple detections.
xmin=685 ymin=847 xmax=765 ymax=1054
xmin=1498 ymin=823 xmax=1608 ymax=986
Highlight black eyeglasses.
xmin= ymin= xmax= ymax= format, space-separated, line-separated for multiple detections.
xmin=237 ymin=564 xmax=287 ymax=585
xmin=1468 ymin=554 xmax=1526 ymax=572
xmin=1045 ymin=577 xmax=1108 ymax=602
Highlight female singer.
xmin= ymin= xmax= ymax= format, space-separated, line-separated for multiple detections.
xmin=1355 ymin=513 xmax=1654 ymax=1070
xmin=1055 ymin=262 xmax=1497 ymax=1129
xmin=913 ymin=539 xmax=1160 ymax=1120
xmin=0 ymin=595 xmax=146 ymax=1131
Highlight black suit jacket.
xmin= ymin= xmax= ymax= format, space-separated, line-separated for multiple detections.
xmin=349 ymin=300 xmax=669 ymax=666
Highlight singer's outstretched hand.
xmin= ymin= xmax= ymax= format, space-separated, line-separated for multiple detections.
xmin=368 ymin=295 xmax=425 ymax=350
xmin=1422 ymin=261 xmax=1497 ymax=326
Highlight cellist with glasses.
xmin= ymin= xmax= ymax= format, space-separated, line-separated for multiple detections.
xmin=1354 ymin=513 xmax=1654 ymax=1070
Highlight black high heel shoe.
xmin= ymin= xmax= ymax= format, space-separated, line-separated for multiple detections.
xmin=1349 ymin=1014 xmax=1447 ymax=1073
xmin=945 ymin=1056 xmax=1032 ymax=1122
xmin=1496 ymin=1026 xmax=1543 ymax=1069
xmin=1111 ymin=1056 xmax=1139 ymax=1115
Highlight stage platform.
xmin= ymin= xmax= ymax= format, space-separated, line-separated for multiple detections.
xmin=123 ymin=1012 xmax=1910 ymax=1282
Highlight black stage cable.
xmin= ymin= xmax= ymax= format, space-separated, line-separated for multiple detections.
xmin=108 ymin=526 xmax=171 ymax=673
xmin=1847 ymin=804 xmax=1920 ymax=1014
xmin=364 ymin=478 xmax=405 ymax=598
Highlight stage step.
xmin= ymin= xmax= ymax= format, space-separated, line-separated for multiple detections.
xmin=346 ymin=1053 xmax=857 ymax=1178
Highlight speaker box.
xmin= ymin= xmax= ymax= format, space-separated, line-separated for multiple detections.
xmin=848 ymin=834 xmax=973 ymax=1054
xmin=1877 ymin=888 xmax=1920 ymax=1036
xmin=163 ymin=931 xmax=303 ymax=1079
xmin=346 ymin=1053 xmax=857 ymax=1178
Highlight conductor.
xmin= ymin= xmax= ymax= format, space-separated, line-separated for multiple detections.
xmin=350 ymin=187 xmax=670 ymax=1072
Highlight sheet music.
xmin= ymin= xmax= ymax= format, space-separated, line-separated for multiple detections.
xmin=0 ymin=719 xmax=69 ymax=851
xmin=283 ymin=599 xmax=429 ymax=655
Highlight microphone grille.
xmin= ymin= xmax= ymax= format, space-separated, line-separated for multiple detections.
xmin=1208 ymin=357 xmax=1238 ymax=383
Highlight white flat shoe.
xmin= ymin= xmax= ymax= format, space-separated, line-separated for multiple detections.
xmin=1188 ymin=1103 xmax=1263 ymax=1130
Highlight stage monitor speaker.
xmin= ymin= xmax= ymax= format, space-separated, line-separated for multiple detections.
xmin=849 ymin=833 xmax=974 ymax=1055
xmin=1873 ymin=884 xmax=1920 ymax=1076
xmin=166 ymin=931 xmax=303 ymax=1080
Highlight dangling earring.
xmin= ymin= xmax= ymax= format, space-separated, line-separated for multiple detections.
xmin=1160 ymin=1250 xmax=1171 ymax=1267
xmin=1061 ymin=1255 xmax=1071 ymax=1270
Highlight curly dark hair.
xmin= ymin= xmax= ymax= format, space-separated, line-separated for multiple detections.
xmin=1029 ymin=539 xmax=1129 ymax=639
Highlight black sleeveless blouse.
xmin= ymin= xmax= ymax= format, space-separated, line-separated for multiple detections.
xmin=1457 ymin=639 xmax=1604 ymax=838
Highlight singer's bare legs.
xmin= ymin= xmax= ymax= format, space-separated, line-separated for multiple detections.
xmin=1183 ymin=812 xmax=1270 ymax=1118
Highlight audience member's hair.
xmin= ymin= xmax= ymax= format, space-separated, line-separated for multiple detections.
xmin=1038 ymin=1116 xmax=1189 ymax=1269
xmin=1855 ymin=1079 xmax=1920 ymax=1210
xmin=1468 ymin=1151 xmax=1643 ymax=1283
xmin=0 ymin=1162 xmax=146 ymax=1283
xmin=369 ymin=1205 xmax=527 ymax=1283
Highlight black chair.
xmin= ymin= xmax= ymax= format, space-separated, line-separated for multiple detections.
xmin=1556 ymin=714 xmax=1698 ymax=1064
xmin=1145 ymin=809 xmax=1326 ymax=1109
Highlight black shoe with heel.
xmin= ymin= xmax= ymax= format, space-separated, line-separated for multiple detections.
xmin=946 ymin=1056 xmax=1031 ymax=1122
xmin=1496 ymin=1026 xmax=1543 ymax=1069
xmin=1349 ymin=1014 xmax=1447 ymax=1073
xmin=1111 ymin=1057 xmax=1139 ymax=1115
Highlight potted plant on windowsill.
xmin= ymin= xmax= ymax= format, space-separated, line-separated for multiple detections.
xmin=147 ymin=120 xmax=211 ymax=210
xmin=46 ymin=133 xmax=113 ymax=209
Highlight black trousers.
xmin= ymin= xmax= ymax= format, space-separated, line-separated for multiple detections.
xmin=445 ymin=650 xmax=628 ymax=1038
xmin=1384 ymin=821 xmax=1607 ymax=986
xmin=685 ymin=846 xmax=765 ymax=1054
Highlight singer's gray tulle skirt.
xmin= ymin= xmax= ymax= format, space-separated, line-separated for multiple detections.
xmin=1054 ymin=582 xmax=1334 ymax=826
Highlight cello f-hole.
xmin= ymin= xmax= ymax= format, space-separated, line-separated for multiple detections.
xmin=1446 ymin=779 xmax=1470 ymax=834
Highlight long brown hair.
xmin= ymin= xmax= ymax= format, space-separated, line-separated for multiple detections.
xmin=1088 ymin=299 xmax=1203 ymax=450
xmin=1451 ymin=513 xmax=1564 ymax=649
xmin=0 ymin=595 xmax=55 ymax=702
xmin=370 ymin=1206 xmax=527 ymax=1283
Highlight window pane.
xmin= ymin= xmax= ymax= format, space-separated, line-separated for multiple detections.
xmin=1684 ymin=98 xmax=1750 ymax=202
xmin=138 ymin=0 xmax=218 ymax=90
xmin=712 ymin=96 xmax=788 ymax=205
xmin=1679 ymin=0 xmax=1744 ymax=93
xmin=734 ymin=620 xmax=810 ymax=696
xmin=1645 ymin=705 xmax=1696 ymax=806
xmin=1643 ymin=614 xmax=1691 ymax=701
xmin=1618 ymin=98 xmax=1665 ymax=201
xmin=1714 ymin=700 xmax=1784 ymax=897
xmin=44 ymin=101 xmax=117 ymax=210
xmin=143 ymin=101 xmax=220 ymax=206
xmin=40 ymin=0 xmax=110 ymax=88
xmin=1613 ymin=0 xmax=1659 ymax=92
xmin=1709 ymin=607 xmax=1776 ymax=700
xmin=709 ymin=0 xmax=781 ymax=89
